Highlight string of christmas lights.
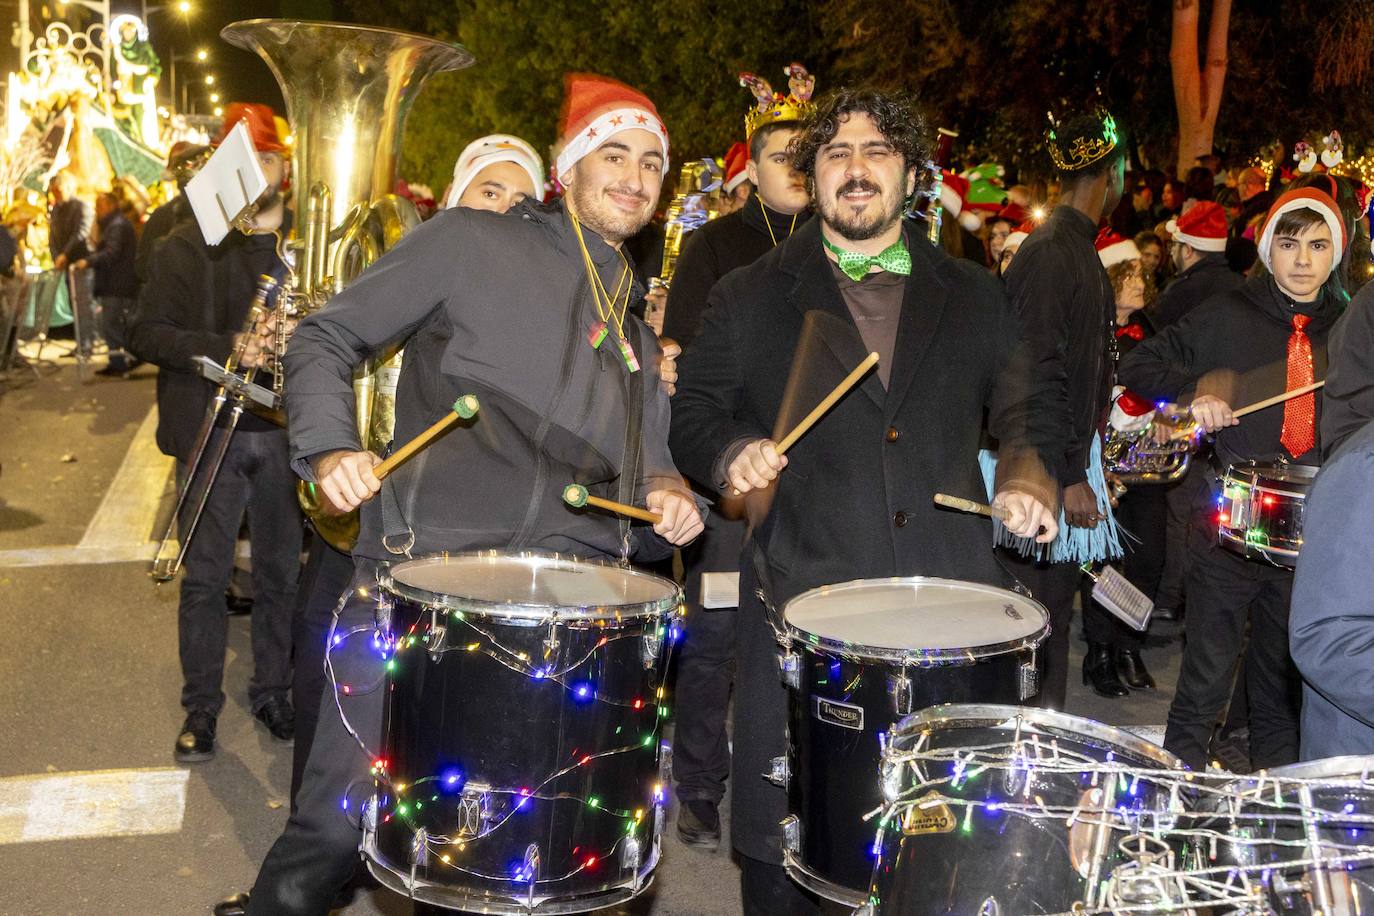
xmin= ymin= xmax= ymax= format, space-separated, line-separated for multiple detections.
xmin=324 ymin=579 xmax=683 ymax=890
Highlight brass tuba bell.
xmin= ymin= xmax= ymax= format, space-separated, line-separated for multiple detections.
xmin=221 ymin=19 xmax=473 ymax=551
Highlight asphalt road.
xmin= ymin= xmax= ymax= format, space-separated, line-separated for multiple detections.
xmin=0 ymin=353 xmax=1184 ymax=916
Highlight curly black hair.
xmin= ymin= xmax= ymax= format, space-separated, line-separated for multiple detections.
xmin=789 ymin=87 xmax=932 ymax=193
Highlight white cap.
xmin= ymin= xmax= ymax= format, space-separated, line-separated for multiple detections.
xmin=443 ymin=135 xmax=545 ymax=210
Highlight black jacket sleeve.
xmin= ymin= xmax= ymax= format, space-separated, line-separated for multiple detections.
xmin=126 ymin=233 xmax=236 ymax=371
xmin=669 ymin=277 xmax=772 ymax=492
xmin=1117 ymin=300 xmax=1215 ymax=402
xmin=1321 ymin=287 xmax=1374 ymax=458
xmin=59 ymin=201 xmax=94 ymax=261
xmin=661 ymin=228 xmax=720 ymax=347
xmin=85 ymin=219 xmax=134 ymax=271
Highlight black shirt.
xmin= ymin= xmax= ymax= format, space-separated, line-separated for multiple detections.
xmin=661 ymin=197 xmax=809 ymax=347
xmin=1148 ymin=253 xmax=1242 ymax=329
xmin=87 ymin=210 xmax=139 ymax=298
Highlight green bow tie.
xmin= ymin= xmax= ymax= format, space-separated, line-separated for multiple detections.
xmin=822 ymin=236 xmax=912 ymax=282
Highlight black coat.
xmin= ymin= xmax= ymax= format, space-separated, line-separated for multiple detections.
xmin=1148 ymin=254 xmax=1242 ymax=330
xmin=662 ymin=198 xmax=809 ymax=347
xmin=669 ymin=217 xmax=1058 ymax=862
xmin=127 ymin=220 xmax=286 ymax=461
xmin=136 ymin=196 xmax=194 ymax=284
xmin=1003 ymin=205 xmax=1113 ymax=486
xmin=48 ymin=198 xmax=92 ymax=263
xmin=1321 ymin=280 xmax=1374 ymax=458
xmin=86 ymin=210 xmax=139 ymax=298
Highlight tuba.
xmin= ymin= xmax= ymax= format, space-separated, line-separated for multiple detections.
xmin=1103 ymin=404 xmax=1201 ymax=486
xmin=221 ymin=20 xmax=473 ymax=551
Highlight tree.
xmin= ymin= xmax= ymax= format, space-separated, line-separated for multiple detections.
xmin=1171 ymin=0 xmax=1231 ymax=178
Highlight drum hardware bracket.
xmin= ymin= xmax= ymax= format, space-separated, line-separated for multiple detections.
xmin=362 ymin=794 xmax=379 ymax=832
xmin=641 ymin=627 xmax=662 ymax=669
xmin=622 ymin=834 xmax=642 ymax=878
xmin=888 ymin=673 xmax=914 ymax=716
xmin=409 ymin=826 xmax=430 ymax=868
xmin=428 ymin=608 xmax=447 ymax=662
xmin=780 ymin=815 xmax=801 ymax=852
xmin=544 ymin=622 xmax=561 ymax=658
xmin=457 ymin=783 xmax=493 ymax=839
xmin=373 ymin=593 xmax=393 ymax=633
xmin=521 ymin=843 xmax=541 ymax=907
xmin=1018 ymin=659 xmax=1040 ymax=701
xmin=767 ymin=755 xmax=790 ymax=788
xmin=779 ymin=651 xmax=800 ymax=689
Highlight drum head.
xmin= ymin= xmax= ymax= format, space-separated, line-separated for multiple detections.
xmin=383 ymin=551 xmax=680 ymax=620
xmin=783 ymin=577 xmax=1048 ymax=661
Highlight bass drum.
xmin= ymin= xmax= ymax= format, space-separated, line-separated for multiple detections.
xmin=864 ymin=704 xmax=1184 ymax=915
xmin=363 ymin=552 xmax=681 ymax=914
xmin=778 ymin=578 xmax=1048 ymax=905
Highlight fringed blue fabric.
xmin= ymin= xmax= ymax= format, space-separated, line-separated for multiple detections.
xmin=978 ymin=434 xmax=1124 ymax=564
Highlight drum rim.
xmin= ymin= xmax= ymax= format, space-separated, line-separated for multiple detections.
xmin=887 ymin=702 xmax=1184 ymax=769
xmin=781 ymin=577 xmax=1050 ymax=663
xmin=1262 ymin=755 xmax=1374 ymax=782
xmin=380 ymin=550 xmax=682 ymax=620
xmin=1223 ymin=461 xmax=1319 ymax=486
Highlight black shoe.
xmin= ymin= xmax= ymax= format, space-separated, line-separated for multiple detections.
xmin=676 ymin=799 xmax=721 ymax=850
xmin=175 ymin=710 xmax=217 ymax=762
xmin=94 ymin=360 xmax=129 ymax=378
xmin=225 ymin=592 xmax=254 ymax=615
xmin=254 ymin=696 xmax=295 ymax=741
xmin=1082 ymin=643 xmax=1130 ymax=698
xmin=213 ymin=892 xmax=249 ymax=916
xmin=1116 ymin=647 xmax=1156 ymax=689
xmin=1153 ymin=604 xmax=1183 ymax=622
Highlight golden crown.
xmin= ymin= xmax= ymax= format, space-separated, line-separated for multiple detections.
xmin=1046 ymin=111 xmax=1120 ymax=172
xmin=740 ymin=63 xmax=815 ymax=139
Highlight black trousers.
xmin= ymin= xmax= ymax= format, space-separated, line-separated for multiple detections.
xmin=249 ymin=561 xmax=383 ymax=916
xmin=999 ymin=551 xmax=1079 ymax=710
xmin=289 ymin=536 xmax=355 ymax=808
xmin=1080 ymin=485 xmax=1168 ymax=647
xmin=740 ymin=856 xmax=824 ymax=916
xmin=672 ymin=512 xmax=745 ymax=806
xmin=1155 ymin=461 xmax=1209 ymax=611
xmin=176 ymin=428 xmax=302 ymax=716
xmin=1163 ymin=525 xmax=1301 ymax=771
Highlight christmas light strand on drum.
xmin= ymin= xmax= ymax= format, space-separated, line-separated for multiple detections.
xmin=324 ymin=553 xmax=684 ymax=910
xmin=862 ymin=705 xmax=1374 ymax=916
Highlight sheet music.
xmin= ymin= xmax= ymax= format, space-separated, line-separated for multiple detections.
xmin=185 ymin=121 xmax=268 ymax=246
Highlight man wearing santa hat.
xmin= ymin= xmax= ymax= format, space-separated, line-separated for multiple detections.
xmin=1119 ymin=184 xmax=1348 ymax=771
xmin=233 ymin=75 xmax=702 ymax=916
xmin=441 ymin=133 xmax=545 ymax=212
xmin=658 ymin=65 xmax=815 ymax=854
xmin=128 ymin=102 xmax=301 ymax=767
xmin=718 ymin=140 xmax=752 ymax=216
xmin=1151 ymin=200 xmax=1242 ymax=329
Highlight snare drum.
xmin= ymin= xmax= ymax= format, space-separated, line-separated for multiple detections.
xmin=777 ymin=578 xmax=1049 ymax=905
xmin=865 ymin=704 xmax=1184 ymax=915
xmin=1218 ymin=462 xmax=1317 ymax=567
xmin=364 ymin=552 xmax=681 ymax=914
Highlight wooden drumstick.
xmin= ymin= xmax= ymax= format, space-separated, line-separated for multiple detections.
xmin=774 ymin=352 xmax=881 ymax=455
xmin=562 ymin=484 xmax=663 ymax=524
xmin=374 ymin=395 xmax=480 ymax=481
xmin=1232 ymin=380 xmax=1325 ymax=419
xmin=933 ymin=492 xmax=1010 ymax=521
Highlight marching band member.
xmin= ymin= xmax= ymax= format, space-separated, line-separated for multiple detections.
xmin=1118 ymin=184 xmax=1349 ymax=771
xmin=661 ymin=65 xmax=814 ymax=852
xmin=237 ymin=74 xmax=702 ymax=916
xmin=440 ymin=133 xmax=545 ymax=211
xmin=996 ymin=109 xmax=1129 ymax=710
xmin=670 ymin=86 xmax=1058 ymax=914
xmin=128 ymin=103 xmax=301 ymax=764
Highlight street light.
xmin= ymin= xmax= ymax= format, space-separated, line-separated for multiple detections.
xmin=196 ymin=49 xmax=208 ymax=62
xmin=204 ymin=74 xmax=215 ymax=86
xmin=209 ymin=92 xmax=219 ymax=103
xmin=213 ymin=106 xmax=223 ymax=117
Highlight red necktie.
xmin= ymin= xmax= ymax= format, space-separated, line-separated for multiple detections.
xmin=1280 ymin=314 xmax=1315 ymax=457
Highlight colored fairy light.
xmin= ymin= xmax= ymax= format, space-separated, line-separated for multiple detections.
xmin=961 ymin=804 xmax=973 ymax=832
xmin=632 ymin=699 xmax=644 ymax=710
xmin=585 ymin=855 xmax=597 ymax=868
xmin=385 ymin=659 xmax=397 ymax=672
xmin=642 ymin=735 xmax=653 ymax=747
xmin=341 ymin=797 xmax=349 ymax=811
xmin=986 ymin=800 xmax=1000 ymax=813
xmin=589 ymin=797 xmax=600 ymax=808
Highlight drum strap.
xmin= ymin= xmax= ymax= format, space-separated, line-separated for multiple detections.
xmin=614 ymin=338 xmax=645 ymax=564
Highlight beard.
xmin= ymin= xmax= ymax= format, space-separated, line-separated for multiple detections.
xmin=568 ymin=178 xmax=654 ymax=243
xmin=817 ymin=179 xmax=904 ymax=241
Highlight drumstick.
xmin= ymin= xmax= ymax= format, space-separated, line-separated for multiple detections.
xmin=1232 ymin=380 xmax=1325 ymax=419
xmin=562 ymin=484 xmax=663 ymax=524
xmin=374 ymin=395 xmax=480 ymax=481
xmin=774 ymin=352 xmax=880 ymax=455
xmin=933 ymin=492 xmax=1010 ymax=521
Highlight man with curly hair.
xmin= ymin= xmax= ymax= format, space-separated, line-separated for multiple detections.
xmin=671 ymin=86 xmax=1060 ymax=912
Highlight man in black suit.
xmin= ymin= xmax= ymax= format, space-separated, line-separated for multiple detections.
xmin=670 ymin=87 xmax=1059 ymax=914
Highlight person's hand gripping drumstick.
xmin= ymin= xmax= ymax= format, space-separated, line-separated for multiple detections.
xmin=934 ymin=492 xmax=1059 ymax=544
xmin=726 ymin=352 xmax=880 ymax=495
xmin=310 ymin=396 xmax=480 ymax=513
xmin=562 ymin=484 xmax=704 ymax=546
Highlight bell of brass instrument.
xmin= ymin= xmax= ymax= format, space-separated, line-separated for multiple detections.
xmin=1103 ymin=404 xmax=1201 ymax=486
xmin=221 ymin=20 xmax=473 ymax=552
xmin=658 ymin=158 xmax=722 ymax=286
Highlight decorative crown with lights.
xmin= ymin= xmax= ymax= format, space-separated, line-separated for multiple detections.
xmin=1046 ymin=109 xmax=1120 ymax=173
xmin=739 ymin=63 xmax=815 ymax=139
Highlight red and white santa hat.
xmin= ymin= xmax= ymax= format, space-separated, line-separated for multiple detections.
xmin=1166 ymin=201 xmax=1227 ymax=252
xmin=1094 ymin=227 xmax=1141 ymax=269
xmin=1256 ymin=186 xmax=1347 ymax=270
xmin=1004 ymin=219 xmax=1036 ymax=250
xmin=938 ymin=171 xmax=983 ymax=232
xmin=722 ymin=141 xmax=750 ymax=193
xmin=554 ymin=73 xmax=669 ymax=181
xmin=443 ymin=134 xmax=545 ymax=209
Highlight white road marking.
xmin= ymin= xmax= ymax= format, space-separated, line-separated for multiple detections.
xmin=0 ymin=543 xmax=157 ymax=568
xmin=0 ymin=768 xmax=189 ymax=844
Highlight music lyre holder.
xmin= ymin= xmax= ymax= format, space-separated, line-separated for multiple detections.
xmin=193 ymin=355 xmax=280 ymax=410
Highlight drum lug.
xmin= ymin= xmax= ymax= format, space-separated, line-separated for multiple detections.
xmin=780 ymin=814 xmax=800 ymax=852
xmin=1018 ymin=657 xmax=1040 ymax=701
xmin=642 ymin=626 xmax=662 ymax=669
xmin=543 ymin=621 xmax=561 ymax=658
xmin=622 ymin=833 xmax=642 ymax=879
xmin=519 ymin=843 xmax=540 ymax=908
xmin=457 ymin=782 xmax=493 ymax=839
xmin=427 ymin=608 xmax=447 ymax=662
xmin=767 ymin=755 xmax=790 ymax=788
xmin=409 ymin=826 xmax=430 ymax=866
xmin=978 ymin=897 xmax=1002 ymax=916
xmin=881 ymin=757 xmax=904 ymax=803
xmin=888 ymin=672 xmax=913 ymax=716
xmin=373 ymin=591 xmax=393 ymax=632
xmin=779 ymin=651 xmax=800 ymax=689
xmin=362 ymin=794 xmax=378 ymax=832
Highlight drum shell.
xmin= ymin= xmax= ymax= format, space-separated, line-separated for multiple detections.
xmin=367 ymin=556 xmax=678 ymax=914
xmin=783 ymin=643 xmax=1040 ymax=901
xmin=1218 ymin=463 xmax=1316 ymax=568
